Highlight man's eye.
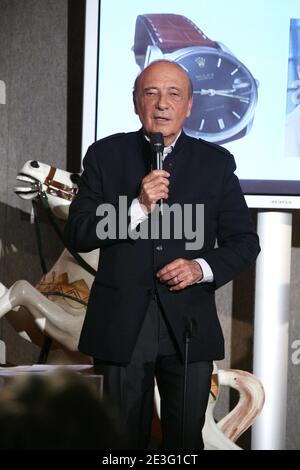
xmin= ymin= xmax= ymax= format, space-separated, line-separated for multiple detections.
xmin=170 ymin=92 xmax=181 ymax=99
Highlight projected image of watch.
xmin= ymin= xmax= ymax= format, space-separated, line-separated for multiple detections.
xmin=133 ymin=14 xmax=258 ymax=144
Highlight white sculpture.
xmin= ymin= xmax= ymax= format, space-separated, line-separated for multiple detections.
xmin=153 ymin=363 xmax=265 ymax=450
xmin=0 ymin=160 xmax=264 ymax=448
xmin=202 ymin=366 xmax=264 ymax=449
xmin=0 ymin=161 xmax=96 ymax=363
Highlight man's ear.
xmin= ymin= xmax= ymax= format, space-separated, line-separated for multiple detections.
xmin=186 ymin=97 xmax=193 ymax=118
xmin=133 ymin=92 xmax=138 ymax=115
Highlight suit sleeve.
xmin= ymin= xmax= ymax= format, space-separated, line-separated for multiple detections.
xmin=64 ymin=143 xmax=132 ymax=253
xmin=200 ymin=154 xmax=260 ymax=289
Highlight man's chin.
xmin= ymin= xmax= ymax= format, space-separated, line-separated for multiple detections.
xmin=144 ymin=125 xmax=177 ymax=144
xmin=147 ymin=127 xmax=173 ymax=138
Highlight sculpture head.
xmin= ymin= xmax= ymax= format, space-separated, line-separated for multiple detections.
xmin=15 ymin=160 xmax=79 ymax=220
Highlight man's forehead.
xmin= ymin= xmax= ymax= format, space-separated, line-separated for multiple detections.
xmin=139 ymin=69 xmax=189 ymax=88
xmin=134 ymin=61 xmax=192 ymax=96
xmin=142 ymin=83 xmax=184 ymax=90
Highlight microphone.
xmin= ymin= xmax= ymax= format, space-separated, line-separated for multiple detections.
xmin=149 ymin=132 xmax=164 ymax=212
xmin=149 ymin=132 xmax=164 ymax=170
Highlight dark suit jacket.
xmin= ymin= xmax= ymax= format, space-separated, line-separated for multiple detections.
xmin=64 ymin=130 xmax=260 ymax=364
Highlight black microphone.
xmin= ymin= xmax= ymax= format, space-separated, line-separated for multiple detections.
xmin=149 ymin=132 xmax=164 ymax=212
xmin=149 ymin=132 xmax=164 ymax=170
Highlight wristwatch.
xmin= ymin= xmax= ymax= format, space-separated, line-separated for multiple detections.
xmin=133 ymin=14 xmax=258 ymax=144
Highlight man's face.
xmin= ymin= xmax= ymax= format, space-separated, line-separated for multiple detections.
xmin=134 ymin=61 xmax=193 ymax=147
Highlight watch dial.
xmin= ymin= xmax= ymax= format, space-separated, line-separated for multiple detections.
xmin=176 ymin=48 xmax=258 ymax=143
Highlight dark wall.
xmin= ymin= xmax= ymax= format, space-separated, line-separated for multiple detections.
xmin=67 ymin=0 xmax=85 ymax=173
xmin=0 ymin=0 xmax=69 ymax=364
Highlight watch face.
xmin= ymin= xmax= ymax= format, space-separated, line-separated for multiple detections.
xmin=174 ymin=47 xmax=258 ymax=143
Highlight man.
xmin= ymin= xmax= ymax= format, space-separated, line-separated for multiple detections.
xmin=64 ymin=60 xmax=260 ymax=449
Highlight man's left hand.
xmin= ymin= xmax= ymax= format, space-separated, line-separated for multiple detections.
xmin=156 ymin=258 xmax=203 ymax=291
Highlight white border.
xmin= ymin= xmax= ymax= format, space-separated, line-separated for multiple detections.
xmin=245 ymin=195 xmax=300 ymax=209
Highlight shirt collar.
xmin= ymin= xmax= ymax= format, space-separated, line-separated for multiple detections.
xmin=144 ymin=131 xmax=182 ymax=159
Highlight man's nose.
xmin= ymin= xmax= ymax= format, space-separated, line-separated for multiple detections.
xmin=156 ymin=93 xmax=169 ymax=109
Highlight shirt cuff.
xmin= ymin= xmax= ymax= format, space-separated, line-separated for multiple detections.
xmin=129 ymin=198 xmax=149 ymax=231
xmin=194 ymin=258 xmax=214 ymax=283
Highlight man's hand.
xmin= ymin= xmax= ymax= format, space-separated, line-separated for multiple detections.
xmin=156 ymin=258 xmax=203 ymax=291
xmin=138 ymin=170 xmax=170 ymax=214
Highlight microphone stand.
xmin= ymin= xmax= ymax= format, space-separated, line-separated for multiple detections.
xmin=149 ymin=132 xmax=164 ymax=215
xmin=181 ymin=316 xmax=193 ymax=449
xmin=155 ymin=146 xmax=164 ymax=215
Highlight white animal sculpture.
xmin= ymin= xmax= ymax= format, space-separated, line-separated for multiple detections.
xmin=0 ymin=160 xmax=96 ymax=363
xmin=0 ymin=160 xmax=264 ymax=448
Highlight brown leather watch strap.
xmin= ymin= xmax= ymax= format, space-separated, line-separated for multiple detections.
xmin=134 ymin=13 xmax=218 ymax=57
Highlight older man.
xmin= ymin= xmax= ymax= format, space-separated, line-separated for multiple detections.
xmin=64 ymin=60 xmax=260 ymax=449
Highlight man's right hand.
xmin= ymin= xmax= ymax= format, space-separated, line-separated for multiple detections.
xmin=138 ymin=170 xmax=170 ymax=214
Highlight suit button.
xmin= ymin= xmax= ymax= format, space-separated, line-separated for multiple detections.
xmin=156 ymin=245 xmax=163 ymax=251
